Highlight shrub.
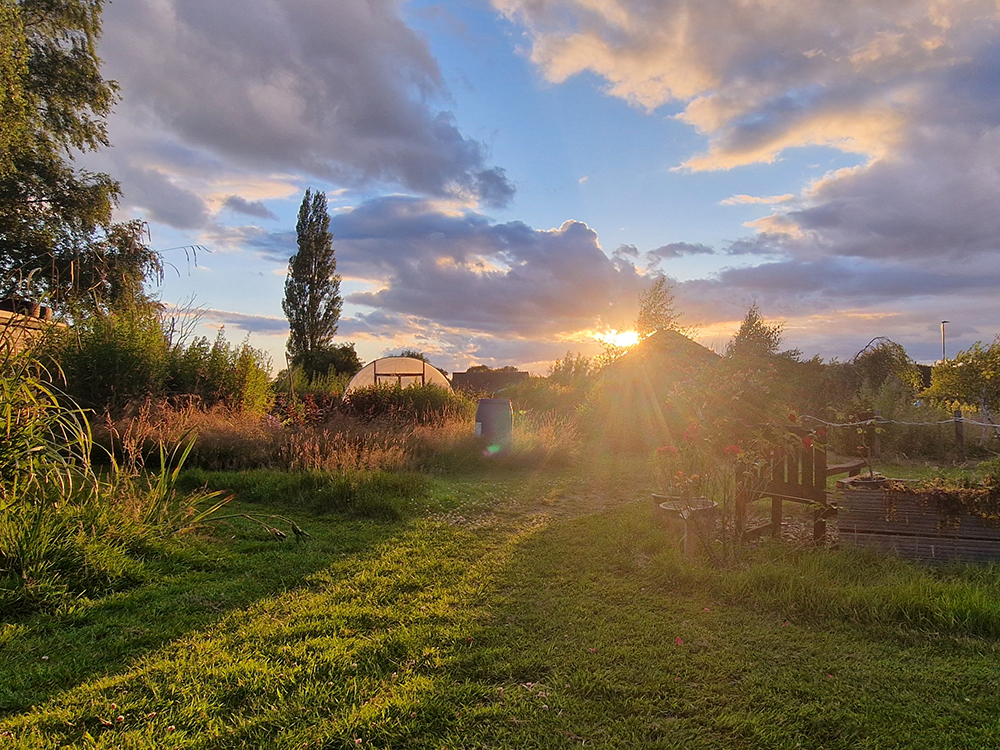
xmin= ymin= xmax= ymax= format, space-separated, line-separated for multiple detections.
xmin=0 ymin=349 xmax=227 ymax=616
xmin=340 ymin=383 xmax=475 ymax=423
xmin=166 ymin=329 xmax=273 ymax=414
xmin=55 ymin=309 xmax=169 ymax=413
xmin=52 ymin=311 xmax=273 ymax=416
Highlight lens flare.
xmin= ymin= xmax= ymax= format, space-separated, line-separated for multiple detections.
xmin=595 ymin=329 xmax=640 ymax=348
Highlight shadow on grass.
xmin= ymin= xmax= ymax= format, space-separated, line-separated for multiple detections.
xmin=0 ymin=502 xmax=406 ymax=715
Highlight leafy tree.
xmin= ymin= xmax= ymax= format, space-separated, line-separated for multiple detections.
xmin=297 ymin=344 xmax=362 ymax=380
xmin=636 ymin=276 xmax=680 ymax=338
xmin=925 ymin=339 xmax=1000 ymax=421
xmin=0 ymin=0 xmax=30 ymax=177
xmin=851 ymin=338 xmax=921 ymax=392
xmin=0 ymin=0 xmax=160 ymax=313
xmin=548 ymin=351 xmax=593 ymax=386
xmin=283 ymin=189 xmax=343 ymax=377
xmin=725 ymin=302 xmax=799 ymax=360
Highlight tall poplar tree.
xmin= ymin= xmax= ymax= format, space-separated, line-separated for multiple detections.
xmin=283 ymin=189 xmax=342 ymax=372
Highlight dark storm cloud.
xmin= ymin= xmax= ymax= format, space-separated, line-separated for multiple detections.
xmin=100 ymin=0 xmax=513 ymax=206
xmin=222 ymin=196 xmax=278 ymax=221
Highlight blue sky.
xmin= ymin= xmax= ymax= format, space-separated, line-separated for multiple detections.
xmin=86 ymin=0 xmax=1000 ymax=373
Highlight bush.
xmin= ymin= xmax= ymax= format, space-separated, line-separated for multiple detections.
xmin=56 ymin=309 xmax=169 ymax=413
xmin=166 ymin=329 xmax=273 ymax=414
xmin=0 ymin=349 xmax=227 ymax=617
xmin=340 ymin=383 xmax=474 ymax=423
xmin=52 ymin=311 xmax=273 ymax=416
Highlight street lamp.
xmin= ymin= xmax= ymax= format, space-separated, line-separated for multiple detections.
xmin=941 ymin=320 xmax=950 ymax=361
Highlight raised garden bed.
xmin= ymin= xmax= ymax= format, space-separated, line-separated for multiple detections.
xmin=836 ymin=483 xmax=1000 ymax=563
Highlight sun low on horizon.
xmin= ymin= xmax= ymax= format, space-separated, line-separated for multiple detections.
xmin=595 ymin=330 xmax=642 ymax=349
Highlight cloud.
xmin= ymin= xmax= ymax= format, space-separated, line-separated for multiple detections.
xmin=498 ymin=0 xmax=1000 ymax=341
xmin=232 ymin=195 xmax=646 ymax=337
xmin=721 ymin=194 xmax=795 ymax=206
xmin=192 ymin=308 xmax=290 ymax=336
xmin=116 ymin=163 xmax=210 ymax=229
xmin=99 ymin=0 xmax=513 ymax=207
xmin=335 ymin=198 xmax=645 ymax=335
xmin=646 ymin=242 xmax=715 ymax=264
xmin=497 ymin=0 xmax=997 ymax=169
xmin=222 ymin=196 xmax=278 ymax=221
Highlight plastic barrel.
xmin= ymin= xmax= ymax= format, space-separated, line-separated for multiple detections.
xmin=475 ymin=398 xmax=513 ymax=454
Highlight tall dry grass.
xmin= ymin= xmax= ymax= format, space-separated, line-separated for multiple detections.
xmin=97 ymin=401 xmax=584 ymax=474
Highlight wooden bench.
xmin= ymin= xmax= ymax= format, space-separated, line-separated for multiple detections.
xmin=826 ymin=459 xmax=866 ymax=478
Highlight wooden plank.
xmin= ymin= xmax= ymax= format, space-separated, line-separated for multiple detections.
xmin=837 ymin=488 xmax=1000 ymax=541
xmin=840 ymin=531 xmax=1000 ymax=563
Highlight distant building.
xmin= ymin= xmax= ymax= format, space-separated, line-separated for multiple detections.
xmin=451 ymin=367 xmax=529 ymax=395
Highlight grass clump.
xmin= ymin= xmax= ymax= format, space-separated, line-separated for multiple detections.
xmin=0 ymin=349 xmax=228 ymax=618
xmin=177 ymin=468 xmax=430 ymax=520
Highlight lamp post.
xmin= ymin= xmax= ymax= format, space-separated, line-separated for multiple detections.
xmin=941 ymin=320 xmax=950 ymax=361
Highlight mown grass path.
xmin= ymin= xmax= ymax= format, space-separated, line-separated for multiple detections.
xmin=2 ymin=461 xmax=1000 ymax=748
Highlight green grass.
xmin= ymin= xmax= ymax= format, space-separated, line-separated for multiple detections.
xmin=2 ymin=462 xmax=1000 ymax=748
xmin=175 ymin=468 xmax=432 ymax=520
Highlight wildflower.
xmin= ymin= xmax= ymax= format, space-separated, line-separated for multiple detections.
xmin=817 ymin=428 xmax=826 ymax=439
xmin=675 ymin=637 xmax=683 ymax=645
xmin=723 ymin=444 xmax=741 ymax=456
xmin=802 ymin=436 xmax=813 ymax=448
xmin=788 ymin=413 xmax=798 ymax=423
xmin=683 ymin=423 xmax=700 ymax=441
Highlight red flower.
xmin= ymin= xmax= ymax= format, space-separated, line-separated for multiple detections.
xmin=682 ymin=423 xmax=701 ymax=442
xmin=788 ymin=413 xmax=798 ymax=423
xmin=817 ymin=428 xmax=826 ymax=439
xmin=657 ymin=445 xmax=679 ymax=455
xmin=723 ymin=444 xmax=742 ymax=456
xmin=802 ymin=436 xmax=813 ymax=448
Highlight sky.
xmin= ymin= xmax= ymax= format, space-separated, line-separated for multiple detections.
xmin=83 ymin=0 xmax=1000 ymax=374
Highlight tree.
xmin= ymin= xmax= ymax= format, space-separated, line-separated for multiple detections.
xmin=925 ymin=339 xmax=1000 ymax=421
xmin=725 ymin=303 xmax=798 ymax=360
xmin=0 ymin=0 xmax=160 ymax=313
xmin=283 ymin=189 xmax=343 ymax=376
xmin=636 ymin=276 xmax=680 ymax=338
xmin=0 ymin=0 xmax=30 ymax=177
xmin=297 ymin=344 xmax=362 ymax=380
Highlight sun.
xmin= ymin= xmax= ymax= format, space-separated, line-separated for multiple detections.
xmin=595 ymin=329 xmax=640 ymax=348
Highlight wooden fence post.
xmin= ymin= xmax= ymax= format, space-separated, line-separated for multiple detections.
xmin=955 ymin=409 xmax=965 ymax=461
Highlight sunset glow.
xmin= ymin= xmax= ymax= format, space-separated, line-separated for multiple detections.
xmin=595 ymin=330 xmax=641 ymax=348
xmin=88 ymin=0 xmax=998 ymax=371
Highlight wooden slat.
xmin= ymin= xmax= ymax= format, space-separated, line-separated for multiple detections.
xmin=840 ymin=531 xmax=1000 ymax=563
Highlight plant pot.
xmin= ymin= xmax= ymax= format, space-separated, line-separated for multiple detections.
xmin=836 ymin=474 xmax=888 ymax=490
xmin=652 ymin=494 xmax=718 ymax=559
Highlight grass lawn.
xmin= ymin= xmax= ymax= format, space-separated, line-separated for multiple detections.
xmin=2 ymin=459 xmax=999 ymax=748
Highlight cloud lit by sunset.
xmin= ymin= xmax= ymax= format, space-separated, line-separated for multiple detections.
xmin=84 ymin=0 xmax=1000 ymax=372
